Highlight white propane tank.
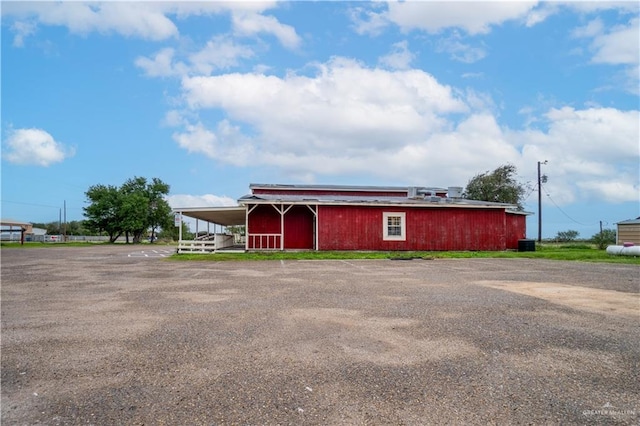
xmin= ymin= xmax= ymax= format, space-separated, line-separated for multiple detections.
xmin=606 ymin=244 xmax=640 ymax=256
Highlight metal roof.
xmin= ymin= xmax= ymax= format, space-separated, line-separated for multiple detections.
xmin=249 ymin=183 xmax=447 ymax=193
xmin=617 ymin=217 xmax=640 ymax=225
xmin=239 ymin=193 xmax=521 ymax=210
xmin=173 ymin=206 xmax=246 ymax=226
xmin=1 ymin=219 xmax=32 ymax=229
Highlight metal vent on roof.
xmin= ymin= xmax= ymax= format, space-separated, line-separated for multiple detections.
xmin=408 ymin=187 xmax=420 ymax=199
xmin=448 ymin=186 xmax=463 ymax=198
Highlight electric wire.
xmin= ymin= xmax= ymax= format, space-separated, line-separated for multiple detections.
xmin=540 ymin=183 xmax=593 ymax=226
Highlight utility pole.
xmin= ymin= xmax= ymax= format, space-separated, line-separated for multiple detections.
xmin=537 ymin=160 xmax=547 ymax=242
xmin=63 ymin=200 xmax=67 ymax=242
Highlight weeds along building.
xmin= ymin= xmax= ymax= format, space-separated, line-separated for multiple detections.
xmin=175 ymin=183 xmax=530 ymax=253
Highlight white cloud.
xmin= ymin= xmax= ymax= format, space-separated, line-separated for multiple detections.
xmin=353 ymin=1 xmax=538 ymax=35
xmin=514 ymin=107 xmax=639 ymax=204
xmin=378 ymin=40 xmax=415 ymax=70
xmin=349 ymin=4 xmax=390 ymax=36
xmin=572 ymin=18 xmax=604 ymax=39
xmin=181 ymin=58 xmax=467 ymax=159
xmin=2 ymin=2 xmax=178 ymax=41
xmin=232 ymin=11 xmax=301 ymax=49
xmin=135 ymin=47 xmax=186 ymax=78
xmin=3 ymin=128 xmax=75 ymax=166
xmin=167 ymin=194 xmax=237 ymax=209
xmin=172 ymin=122 xmax=217 ymax=158
xmin=11 ymin=20 xmax=37 ymax=47
xmin=172 ymin=120 xmax=254 ymax=166
xmin=436 ymin=33 xmax=486 ymax=63
xmin=573 ymin=17 xmax=639 ymax=65
xmin=172 ymin=55 xmax=638 ymax=205
xmin=590 ymin=18 xmax=639 ymax=65
xmin=572 ymin=17 xmax=639 ymax=94
xmin=188 ymin=36 xmax=255 ymax=75
xmin=135 ymin=38 xmax=255 ymax=78
xmin=2 ymin=1 xmax=291 ymax=45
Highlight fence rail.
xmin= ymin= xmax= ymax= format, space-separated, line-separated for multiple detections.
xmin=178 ymin=234 xmax=239 ymax=253
xmin=248 ymin=233 xmax=281 ymax=250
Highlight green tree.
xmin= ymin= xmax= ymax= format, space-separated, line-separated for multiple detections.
xmin=462 ymin=164 xmax=528 ymax=210
xmin=145 ymin=178 xmax=173 ymax=242
xmin=84 ymin=177 xmax=172 ymax=243
xmin=592 ymin=229 xmax=616 ymax=249
xmin=84 ymin=184 xmax=124 ymax=242
xmin=555 ymin=230 xmax=579 ymax=242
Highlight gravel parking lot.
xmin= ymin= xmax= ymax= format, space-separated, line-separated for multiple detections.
xmin=1 ymin=245 xmax=638 ymax=425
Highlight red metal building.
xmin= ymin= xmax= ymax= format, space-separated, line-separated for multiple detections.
xmin=239 ymin=184 xmax=528 ymax=251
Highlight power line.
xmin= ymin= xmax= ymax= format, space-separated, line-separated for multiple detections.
xmin=1 ymin=199 xmax=85 ymax=210
xmin=540 ymin=184 xmax=593 ymax=226
xmin=1 ymin=200 xmax=60 ymax=209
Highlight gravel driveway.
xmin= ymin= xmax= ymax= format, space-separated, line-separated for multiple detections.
xmin=2 ymin=245 xmax=638 ymax=425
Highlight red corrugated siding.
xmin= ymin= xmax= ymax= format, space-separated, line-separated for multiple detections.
xmin=246 ymin=204 xmax=314 ymax=250
xmin=318 ymin=206 xmax=509 ymax=251
xmin=505 ymin=213 xmax=526 ymax=249
xmin=247 ymin=204 xmax=281 ymax=249
xmin=284 ymin=205 xmax=314 ymax=249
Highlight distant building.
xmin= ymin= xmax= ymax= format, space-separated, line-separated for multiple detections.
xmin=0 ymin=219 xmax=33 ymax=243
xmin=175 ymin=183 xmax=531 ymax=252
xmin=616 ymin=217 xmax=640 ymax=245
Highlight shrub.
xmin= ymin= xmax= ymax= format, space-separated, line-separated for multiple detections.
xmin=555 ymin=230 xmax=579 ymax=242
xmin=592 ymin=229 xmax=616 ymax=250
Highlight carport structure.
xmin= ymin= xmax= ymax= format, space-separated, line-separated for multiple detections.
xmin=173 ymin=206 xmax=246 ymax=253
xmin=0 ymin=219 xmax=33 ymax=245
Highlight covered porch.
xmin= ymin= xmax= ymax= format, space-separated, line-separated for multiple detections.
xmin=173 ymin=206 xmax=246 ymax=253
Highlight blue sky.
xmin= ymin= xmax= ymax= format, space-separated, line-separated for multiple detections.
xmin=2 ymin=1 xmax=638 ymax=239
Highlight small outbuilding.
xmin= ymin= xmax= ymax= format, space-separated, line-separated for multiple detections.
xmin=616 ymin=217 xmax=640 ymax=245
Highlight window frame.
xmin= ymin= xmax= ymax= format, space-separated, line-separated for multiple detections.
xmin=382 ymin=212 xmax=406 ymax=241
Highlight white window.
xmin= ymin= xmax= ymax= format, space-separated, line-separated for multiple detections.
xmin=383 ymin=212 xmax=406 ymax=241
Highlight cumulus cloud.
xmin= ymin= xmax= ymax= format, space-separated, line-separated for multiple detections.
xmin=2 ymin=1 xmax=293 ymax=46
xmin=2 ymin=2 xmax=178 ymax=41
xmin=181 ymin=58 xmax=467 ymax=160
xmin=352 ymin=1 xmax=538 ymax=35
xmin=3 ymin=128 xmax=75 ymax=166
xmin=169 ymin=56 xmax=638 ymax=205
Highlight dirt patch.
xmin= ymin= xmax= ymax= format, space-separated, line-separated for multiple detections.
xmin=475 ymin=280 xmax=639 ymax=317
xmin=284 ymin=308 xmax=481 ymax=365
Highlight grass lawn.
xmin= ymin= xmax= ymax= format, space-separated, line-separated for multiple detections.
xmin=170 ymin=243 xmax=640 ymax=264
xmin=2 ymin=241 xmax=638 ymax=264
